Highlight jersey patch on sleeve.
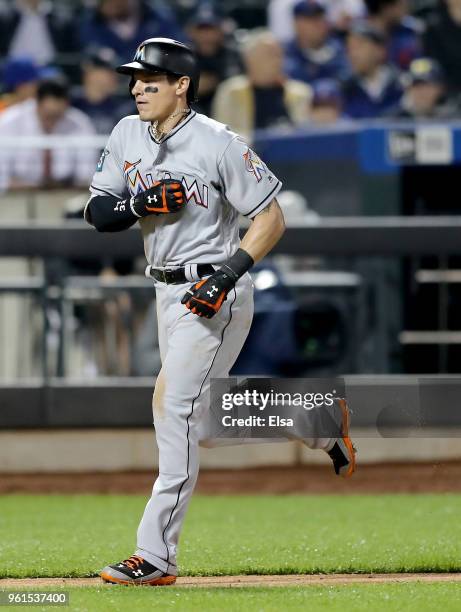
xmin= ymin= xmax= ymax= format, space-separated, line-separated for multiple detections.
xmin=243 ymin=148 xmax=267 ymax=183
xmin=96 ymin=148 xmax=110 ymax=172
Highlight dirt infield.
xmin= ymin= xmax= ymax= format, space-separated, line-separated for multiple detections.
xmin=1 ymin=573 xmax=461 ymax=589
xmin=1 ymin=461 xmax=461 ymax=494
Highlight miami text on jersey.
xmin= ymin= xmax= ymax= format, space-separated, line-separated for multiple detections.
xmin=123 ymin=160 xmax=209 ymax=207
xmin=179 ymin=176 xmax=208 ymax=208
xmin=162 ymin=170 xmax=209 ymax=208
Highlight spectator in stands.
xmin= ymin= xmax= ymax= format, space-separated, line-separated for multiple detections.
xmin=0 ymin=0 xmax=78 ymax=67
xmin=0 ymin=79 xmax=97 ymax=191
xmin=423 ymin=0 xmax=461 ymax=94
xmin=284 ymin=0 xmax=349 ymax=85
xmin=342 ymin=22 xmax=402 ymax=118
xmin=364 ymin=0 xmax=423 ymax=70
xmin=310 ymin=78 xmax=344 ymax=124
xmin=388 ymin=57 xmax=458 ymax=118
xmin=212 ymin=29 xmax=312 ymax=139
xmin=0 ymin=57 xmax=42 ymax=112
xmin=72 ymin=48 xmax=133 ymax=134
xmin=328 ymin=0 xmax=367 ymax=36
xmin=79 ymin=0 xmax=183 ymax=63
xmin=187 ymin=5 xmax=242 ymax=116
xmin=268 ymin=0 xmax=365 ymax=43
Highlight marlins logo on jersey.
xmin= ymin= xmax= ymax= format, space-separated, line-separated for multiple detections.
xmin=124 ymin=159 xmax=153 ymax=194
xmin=243 ymin=148 xmax=267 ymax=183
xmin=123 ymin=161 xmax=209 ymax=207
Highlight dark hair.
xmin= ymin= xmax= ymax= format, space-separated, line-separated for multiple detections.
xmin=166 ymin=73 xmax=193 ymax=103
xmin=364 ymin=0 xmax=401 ymax=15
xmin=166 ymin=73 xmax=180 ymax=86
xmin=37 ymin=79 xmax=69 ymax=102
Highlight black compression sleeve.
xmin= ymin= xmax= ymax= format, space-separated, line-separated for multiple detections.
xmin=85 ymin=195 xmax=139 ymax=232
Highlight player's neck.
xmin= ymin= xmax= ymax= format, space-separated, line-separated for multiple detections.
xmin=151 ymin=104 xmax=191 ymax=141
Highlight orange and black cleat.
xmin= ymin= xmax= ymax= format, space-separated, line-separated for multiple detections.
xmin=327 ymin=398 xmax=357 ymax=478
xmin=100 ymin=554 xmax=176 ymax=586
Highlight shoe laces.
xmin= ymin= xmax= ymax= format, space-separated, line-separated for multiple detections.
xmin=122 ymin=555 xmax=144 ymax=570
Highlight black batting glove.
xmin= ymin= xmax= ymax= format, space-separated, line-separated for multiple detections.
xmin=181 ymin=249 xmax=254 ymax=319
xmin=181 ymin=269 xmax=236 ymax=318
xmin=131 ymin=179 xmax=186 ymax=217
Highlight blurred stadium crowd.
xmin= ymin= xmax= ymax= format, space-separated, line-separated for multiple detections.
xmin=1 ymin=0 xmax=461 ymax=157
xmin=1 ymin=0 xmax=460 ymax=380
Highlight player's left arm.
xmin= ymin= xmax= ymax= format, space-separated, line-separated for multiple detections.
xmin=181 ymin=198 xmax=285 ymax=318
xmin=239 ymin=197 xmax=285 ymax=263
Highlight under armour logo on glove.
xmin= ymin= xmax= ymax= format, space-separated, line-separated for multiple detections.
xmin=131 ymin=179 xmax=186 ymax=217
xmin=207 ymin=285 xmax=219 ymax=298
xmin=181 ymin=271 xmax=236 ymax=319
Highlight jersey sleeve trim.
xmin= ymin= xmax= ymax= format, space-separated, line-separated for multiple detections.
xmin=243 ymin=180 xmax=283 ymax=218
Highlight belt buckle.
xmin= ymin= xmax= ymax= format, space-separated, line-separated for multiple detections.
xmin=163 ymin=269 xmax=175 ymax=284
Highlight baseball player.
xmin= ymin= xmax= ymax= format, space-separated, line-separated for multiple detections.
xmin=84 ymin=38 xmax=356 ymax=586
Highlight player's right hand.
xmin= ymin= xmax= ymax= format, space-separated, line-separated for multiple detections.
xmin=132 ymin=179 xmax=186 ymax=216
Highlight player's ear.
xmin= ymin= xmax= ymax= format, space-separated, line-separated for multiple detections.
xmin=176 ymin=76 xmax=190 ymax=98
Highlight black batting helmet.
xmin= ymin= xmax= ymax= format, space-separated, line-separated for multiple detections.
xmin=117 ymin=37 xmax=200 ymax=103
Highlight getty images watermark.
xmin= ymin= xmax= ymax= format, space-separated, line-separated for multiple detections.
xmin=208 ymin=378 xmax=345 ymax=440
xmin=206 ymin=377 xmax=461 ymax=439
xmin=221 ymin=388 xmax=336 ymax=410
xmin=221 ymin=388 xmax=336 ymax=428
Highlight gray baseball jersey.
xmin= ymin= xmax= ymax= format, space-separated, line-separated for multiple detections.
xmin=86 ymin=110 xmax=282 ymax=267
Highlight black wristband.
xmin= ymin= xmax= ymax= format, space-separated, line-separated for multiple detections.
xmin=131 ymin=193 xmax=149 ymax=218
xmin=221 ymin=248 xmax=254 ymax=281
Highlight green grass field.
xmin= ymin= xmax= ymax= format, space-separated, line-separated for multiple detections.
xmin=1 ymin=493 xmax=460 ymax=610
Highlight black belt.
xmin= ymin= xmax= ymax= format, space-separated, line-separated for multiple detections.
xmin=148 ymin=264 xmax=215 ymax=284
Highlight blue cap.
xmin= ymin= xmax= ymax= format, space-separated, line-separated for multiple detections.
xmin=293 ymin=0 xmax=326 ymax=18
xmin=2 ymin=57 xmax=41 ymax=91
xmin=407 ymin=58 xmax=444 ymax=85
